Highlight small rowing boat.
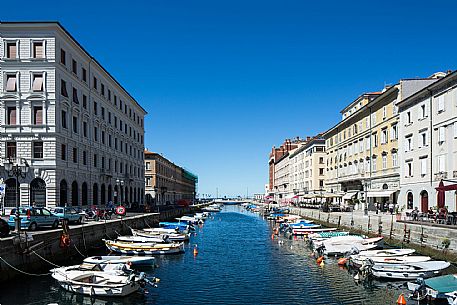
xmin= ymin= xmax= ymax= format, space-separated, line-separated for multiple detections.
xmin=104 ymin=239 xmax=185 ymax=255
xmin=83 ymin=256 xmax=156 ymax=266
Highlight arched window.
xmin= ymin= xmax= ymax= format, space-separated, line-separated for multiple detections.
xmin=71 ymin=181 xmax=78 ymax=206
xmin=93 ymin=183 xmax=99 ymax=206
xmin=60 ymin=180 xmax=68 ymax=207
xmin=30 ymin=178 xmax=46 ymax=207
xmin=82 ymin=182 xmax=88 ymax=205
xmin=407 ymin=192 xmax=413 ymax=209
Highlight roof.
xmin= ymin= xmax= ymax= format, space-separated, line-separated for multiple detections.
xmin=0 ymin=21 xmax=147 ymax=114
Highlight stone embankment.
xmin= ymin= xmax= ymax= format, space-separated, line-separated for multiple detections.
xmin=289 ymin=207 xmax=457 ymax=261
xmin=0 ymin=207 xmax=192 ymax=282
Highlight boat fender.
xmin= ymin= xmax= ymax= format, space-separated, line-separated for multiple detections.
xmin=193 ymin=245 xmax=198 ymax=256
xmin=337 ymin=257 xmax=348 ymax=266
xmin=316 ymin=256 xmax=324 ymax=264
xmin=59 ymin=233 xmax=71 ymax=248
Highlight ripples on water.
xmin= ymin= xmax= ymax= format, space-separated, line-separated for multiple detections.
xmin=0 ymin=206 xmax=405 ymax=305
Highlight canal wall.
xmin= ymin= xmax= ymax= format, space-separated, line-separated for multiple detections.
xmin=289 ymin=207 xmax=457 ymax=261
xmin=0 ymin=207 xmax=192 ymax=282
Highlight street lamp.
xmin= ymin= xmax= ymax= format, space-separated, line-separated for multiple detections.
xmin=115 ymin=179 xmax=124 ymax=205
xmin=3 ymin=158 xmax=30 ymax=233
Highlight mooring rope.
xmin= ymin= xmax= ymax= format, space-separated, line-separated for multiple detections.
xmin=31 ymin=250 xmax=61 ymax=268
xmin=0 ymin=255 xmax=51 ymax=276
xmin=73 ymin=244 xmax=86 ymax=258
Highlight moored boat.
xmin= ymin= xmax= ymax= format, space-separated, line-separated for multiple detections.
xmin=104 ymin=239 xmax=185 ymax=255
xmin=83 ymin=255 xmax=156 ymax=266
xmin=370 ymin=261 xmax=450 ymax=280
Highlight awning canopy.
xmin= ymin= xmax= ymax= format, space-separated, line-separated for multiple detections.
xmin=366 ymin=190 xmax=396 ymax=198
xmin=343 ymin=191 xmax=358 ymax=200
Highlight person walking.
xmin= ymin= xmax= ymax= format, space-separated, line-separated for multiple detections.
xmin=388 ymin=202 xmax=394 ymax=215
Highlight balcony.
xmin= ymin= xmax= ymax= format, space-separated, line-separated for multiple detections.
xmin=434 ymin=172 xmax=448 ymax=181
xmin=99 ymin=168 xmax=112 ymax=177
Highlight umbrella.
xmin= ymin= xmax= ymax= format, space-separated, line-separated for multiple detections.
xmin=437 ymin=180 xmax=445 ymax=209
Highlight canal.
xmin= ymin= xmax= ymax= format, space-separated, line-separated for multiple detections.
xmin=0 ymin=205 xmax=404 ymax=305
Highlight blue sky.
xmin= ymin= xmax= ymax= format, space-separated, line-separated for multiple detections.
xmin=3 ymin=0 xmax=457 ymax=197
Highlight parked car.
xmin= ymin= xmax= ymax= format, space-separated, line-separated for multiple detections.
xmin=52 ymin=207 xmax=83 ymax=224
xmin=7 ymin=207 xmax=60 ymax=231
xmin=0 ymin=218 xmax=10 ymax=237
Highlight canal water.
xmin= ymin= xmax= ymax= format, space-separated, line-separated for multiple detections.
xmin=0 ymin=205 xmax=405 ymax=305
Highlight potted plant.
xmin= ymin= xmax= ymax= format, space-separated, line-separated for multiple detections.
xmin=395 ymin=205 xmax=405 ymax=221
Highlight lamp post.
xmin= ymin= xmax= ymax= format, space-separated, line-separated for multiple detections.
xmin=364 ymin=180 xmax=368 ymax=216
xmin=3 ymin=158 xmax=30 ymax=233
xmin=116 ymin=179 xmax=124 ymax=206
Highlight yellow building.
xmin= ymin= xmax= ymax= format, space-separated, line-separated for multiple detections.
xmin=324 ymin=78 xmax=437 ymax=211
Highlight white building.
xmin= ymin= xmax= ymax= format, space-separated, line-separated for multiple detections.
xmin=397 ymin=71 xmax=457 ymax=212
xmin=0 ymin=22 xmax=147 ymax=209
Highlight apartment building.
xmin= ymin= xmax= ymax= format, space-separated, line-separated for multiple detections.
xmin=0 ymin=22 xmax=146 ymax=209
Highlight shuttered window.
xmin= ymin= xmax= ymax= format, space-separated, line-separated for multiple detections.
xmin=438 ymin=126 xmax=446 ymax=143
xmin=7 ymin=107 xmax=16 ymax=125
xmin=33 ymin=42 xmax=44 ymax=58
xmin=6 ymin=42 xmax=16 ymax=59
xmin=6 ymin=142 xmax=16 ymax=158
xmin=32 ymin=74 xmax=44 ymax=91
xmin=72 ymin=87 xmax=79 ymax=103
xmin=33 ymin=142 xmax=44 ymax=159
xmin=33 ymin=106 xmax=43 ymax=125
xmin=6 ymin=75 xmax=17 ymax=91
xmin=420 ymin=158 xmax=427 ymax=176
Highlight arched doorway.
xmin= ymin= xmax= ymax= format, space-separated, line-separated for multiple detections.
xmin=108 ymin=185 xmax=112 ymax=203
xmin=30 ymin=178 xmax=46 ymax=207
xmin=114 ymin=185 xmax=119 ymax=204
xmin=82 ymin=182 xmax=88 ymax=205
xmin=4 ymin=178 xmax=17 ymax=208
xmin=60 ymin=180 xmax=68 ymax=207
xmin=71 ymin=181 xmax=78 ymax=206
xmin=407 ymin=192 xmax=413 ymax=210
xmin=420 ymin=190 xmax=428 ymax=212
xmin=93 ymin=183 xmax=98 ymax=206
xmin=101 ymin=184 xmax=106 ymax=206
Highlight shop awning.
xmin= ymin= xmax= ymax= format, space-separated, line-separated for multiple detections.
xmin=366 ymin=190 xmax=396 ymax=198
xmin=343 ymin=191 xmax=358 ymax=200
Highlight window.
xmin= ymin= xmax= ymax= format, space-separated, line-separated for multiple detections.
xmin=381 ymin=128 xmax=388 ymax=144
xmin=101 ymin=130 xmax=105 ymax=144
xmin=101 ymin=156 xmax=105 ymax=169
xmin=108 ymin=134 xmax=112 ymax=147
xmin=420 ymin=157 xmax=427 ymax=176
xmin=146 ymin=162 xmax=151 ymax=170
xmin=72 ymin=59 xmax=77 ymax=74
xmin=6 ymin=142 xmax=16 ymax=158
xmin=319 ymin=168 xmax=324 ymax=176
xmin=114 ymin=95 xmax=117 ymax=106
xmin=61 ymin=144 xmax=66 ymax=160
xmin=405 ymin=136 xmax=412 ymax=152
xmin=115 ymin=138 xmax=118 ymax=150
xmin=94 ymin=154 xmax=98 ymax=167
xmin=365 ymin=159 xmax=370 ymax=173
xmin=438 ymin=126 xmax=446 ymax=143
xmin=406 ymin=112 xmax=412 ymax=124
xmin=72 ymin=87 xmax=79 ymax=103
xmin=93 ymin=76 xmax=97 ymax=90
xmin=372 ymin=132 xmax=378 ymax=147
xmin=371 ymin=112 xmax=376 ymax=125
xmin=437 ymin=94 xmax=445 ymax=113
xmin=94 ymin=127 xmax=98 ymax=141
xmin=83 ymin=121 xmax=87 ymax=137
xmin=114 ymin=116 xmax=117 ymax=128
xmin=382 ymin=155 xmax=387 ymax=170
xmin=390 ymin=124 xmax=398 ymax=140
xmin=33 ymin=106 xmax=43 ymax=125
xmin=420 ymin=104 xmax=426 ymax=119
xmin=60 ymin=49 xmax=66 ymax=65
xmin=406 ymin=161 xmax=412 ymax=177
xmin=108 ymin=112 xmax=111 ymax=124
xmin=83 ymin=150 xmax=87 ymax=165
xmin=73 ymin=147 xmax=78 ymax=163
xmin=108 ymin=89 xmax=111 ymax=101
xmin=372 ymin=157 xmax=377 ymax=171
xmin=7 ymin=107 xmax=16 ymax=125
xmin=72 ymin=116 xmax=78 ymax=133
xmin=6 ymin=42 xmax=17 ymax=59
xmin=32 ymin=73 xmax=44 ymax=91
xmin=83 ymin=95 xmax=87 ymax=109
xmin=319 ymin=157 xmax=324 ymax=164
xmin=101 ymin=107 xmax=105 ymax=119
xmin=6 ymin=74 xmax=17 ymax=92
xmin=33 ymin=142 xmax=43 ymax=159
xmin=61 ymin=79 xmax=68 ymax=97
xmin=82 ymin=68 xmax=87 ymax=82
xmin=101 ymin=83 xmax=105 ymax=96
xmin=438 ymin=155 xmax=446 ymax=173
xmin=392 ymin=152 xmax=398 ymax=167
xmin=146 ymin=177 xmax=151 ymax=186
xmin=93 ymin=101 xmax=97 ymax=115
xmin=393 ymin=104 xmax=398 ymax=115
xmin=359 ymin=140 xmax=363 ymax=153
xmin=419 ymin=130 xmax=428 ymax=148
xmin=383 ymin=106 xmax=387 ymax=119
xmin=61 ymin=110 xmax=67 ymax=128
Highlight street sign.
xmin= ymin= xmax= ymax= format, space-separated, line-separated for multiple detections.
xmin=0 ymin=184 xmax=5 ymax=195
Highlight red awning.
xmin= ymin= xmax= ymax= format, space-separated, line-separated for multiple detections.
xmin=435 ymin=181 xmax=457 ymax=191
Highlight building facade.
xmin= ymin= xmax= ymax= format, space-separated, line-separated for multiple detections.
xmin=144 ymin=150 xmax=198 ymax=207
xmin=324 ymin=77 xmax=438 ymax=210
xmin=0 ymin=22 xmax=146 ymax=209
xmin=398 ymin=71 xmax=456 ymax=212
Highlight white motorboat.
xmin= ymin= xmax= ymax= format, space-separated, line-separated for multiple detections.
xmin=131 ymin=228 xmax=189 ymax=241
xmin=370 ymin=261 xmax=450 ymax=280
xmin=117 ymin=235 xmax=170 ymax=244
xmin=104 ymin=239 xmax=185 ymax=255
xmin=51 ymin=263 xmax=157 ymax=297
xmin=84 ymin=256 xmax=156 ymax=266
xmin=356 ymin=249 xmax=416 ymax=257
xmin=315 ymin=236 xmax=384 ymax=256
xmin=350 ymin=255 xmax=431 ymax=267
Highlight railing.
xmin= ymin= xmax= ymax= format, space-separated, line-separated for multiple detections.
xmin=434 ymin=172 xmax=448 ymax=181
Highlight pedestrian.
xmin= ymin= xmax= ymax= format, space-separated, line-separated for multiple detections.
xmin=31 ymin=201 xmax=36 ymax=207
xmin=388 ymin=202 xmax=394 ymax=215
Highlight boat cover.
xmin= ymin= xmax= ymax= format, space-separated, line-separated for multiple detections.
xmin=425 ymin=275 xmax=457 ymax=293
